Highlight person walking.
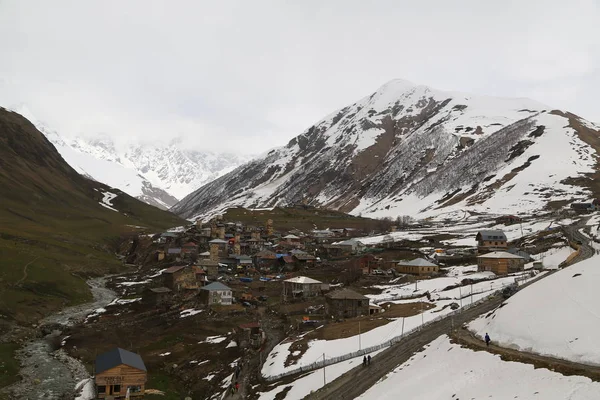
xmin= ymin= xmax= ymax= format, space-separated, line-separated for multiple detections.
xmin=485 ymin=333 xmax=491 ymax=347
xmin=363 ymin=356 xmax=367 ymax=367
xmin=235 ymin=382 xmax=240 ymax=393
xmin=367 ymin=355 xmax=371 ymax=365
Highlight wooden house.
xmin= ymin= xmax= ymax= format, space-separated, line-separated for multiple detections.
xmin=199 ymin=282 xmax=233 ymax=306
xmin=292 ymin=253 xmax=317 ymax=267
xmin=476 ymin=230 xmax=508 ymax=254
xmin=325 ymin=289 xmax=369 ymax=318
xmin=282 ymin=276 xmax=322 ymax=300
xmin=95 ymin=348 xmax=146 ymax=399
xmin=477 ymin=251 xmax=525 ymax=275
xmin=396 ymin=258 xmax=439 ymax=276
xmin=162 ymin=266 xmax=197 ymax=291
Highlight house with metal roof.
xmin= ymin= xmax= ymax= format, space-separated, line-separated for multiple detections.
xmin=396 ymin=257 xmax=439 ymax=276
xmin=477 ymin=251 xmax=525 ymax=275
xmin=282 ymin=276 xmax=322 ymax=300
xmin=325 ymin=288 xmax=369 ymax=318
xmin=95 ymin=348 xmax=146 ymax=398
xmin=199 ymin=282 xmax=232 ymax=305
xmin=476 ymin=230 xmax=508 ymax=254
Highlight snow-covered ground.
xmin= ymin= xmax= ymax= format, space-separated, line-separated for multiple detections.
xmin=357 ymin=335 xmax=600 ymax=400
xmin=74 ymin=378 xmax=95 ymax=400
xmin=469 ymin=253 xmax=600 ymax=365
xmin=261 ymin=271 xmax=529 ymax=379
xmin=368 ymin=270 xmax=524 ymax=304
xmin=99 ymin=190 xmax=118 ymax=212
xmin=532 ymin=246 xmax=576 ymax=269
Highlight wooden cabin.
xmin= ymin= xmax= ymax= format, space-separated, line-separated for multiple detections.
xmin=477 ymin=251 xmax=525 ymax=275
xmin=396 ymin=258 xmax=439 ymax=276
xmin=476 ymin=230 xmax=508 ymax=254
xmin=325 ymin=289 xmax=369 ymax=318
xmin=95 ymin=348 xmax=147 ymax=399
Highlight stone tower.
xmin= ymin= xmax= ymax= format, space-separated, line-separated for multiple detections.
xmin=266 ymin=219 xmax=273 ymax=236
xmin=209 ymin=243 xmax=219 ymax=261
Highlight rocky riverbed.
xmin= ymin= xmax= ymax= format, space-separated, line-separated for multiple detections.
xmin=1 ymin=277 xmax=116 ymax=399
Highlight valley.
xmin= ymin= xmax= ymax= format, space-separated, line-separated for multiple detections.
xmin=2 ymin=81 xmax=600 ymax=400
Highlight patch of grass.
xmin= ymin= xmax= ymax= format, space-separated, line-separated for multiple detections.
xmin=0 ymin=343 xmax=20 ymax=388
xmin=223 ymin=206 xmax=381 ymax=232
xmin=145 ymin=373 xmax=180 ymax=400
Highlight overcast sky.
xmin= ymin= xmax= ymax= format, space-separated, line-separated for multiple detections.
xmin=1 ymin=0 xmax=598 ymax=155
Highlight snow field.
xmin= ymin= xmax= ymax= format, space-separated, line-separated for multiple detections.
xmin=469 ymin=253 xmax=600 ymax=365
xmin=357 ymin=335 xmax=600 ymax=400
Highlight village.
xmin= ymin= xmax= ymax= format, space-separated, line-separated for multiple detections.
xmin=63 ymin=206 xmax=598 ymax=399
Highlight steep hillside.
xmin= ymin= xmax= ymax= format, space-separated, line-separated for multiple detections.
xmin=469 ymin=253 xmax=600 ymax=365
xmin=0 ymin=107 xmax=186 ymax=323
xmin=12 ymin=105 xmax=252 ymax=209
xmin=172 ymin=80 xmax=600 ymax=220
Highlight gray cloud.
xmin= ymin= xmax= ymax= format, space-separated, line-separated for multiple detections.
xmin=0 ymin=0 xmax=598 ymax=154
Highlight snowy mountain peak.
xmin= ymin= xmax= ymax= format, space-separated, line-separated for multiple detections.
xmin=172 ymin=81 xmax=598 ymax=221
xmin=9 ymin=106 xmax=252 ymax=210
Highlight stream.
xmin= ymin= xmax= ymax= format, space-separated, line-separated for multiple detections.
xmin=2 ymin=277 xmax=117 ymax=399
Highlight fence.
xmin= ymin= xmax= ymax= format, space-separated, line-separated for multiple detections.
xmin=263 ymin=286 xmax=507 ymax=382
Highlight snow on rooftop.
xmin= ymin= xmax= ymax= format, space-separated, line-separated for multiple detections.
xmin=477 ymin=251 xmax=524 ymax=259
xmin=284 ymin=276 xmax=322 ymax=284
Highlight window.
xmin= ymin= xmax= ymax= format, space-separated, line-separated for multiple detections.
xmin=495 ymin=242 xmax=498 ymax=245
xmin=128 ymin=386 xmax=142 ymax=393
xmin=113 ymin=385 xmax=121 ymax=393
xmin=97 ymin=386 xmax=106 ymax=394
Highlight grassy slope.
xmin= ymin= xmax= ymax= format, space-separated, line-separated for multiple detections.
xmin=223 ymin=206 xmax=383 ymax=232
xmin=0 ymin=108 xmax=186 ymax=324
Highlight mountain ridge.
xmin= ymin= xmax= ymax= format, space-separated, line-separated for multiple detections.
xmin=9 ymin=105 xmax=252 ymax=209
xmin=172 ymin=80 xmax=600 ymax=220
xmin=0 ymin=107 xmax=186 ymax=323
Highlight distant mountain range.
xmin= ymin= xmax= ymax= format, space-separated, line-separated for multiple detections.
xmin=0 ymin=107 xmax=185 ymax=322
xmin=172 ymin=79 xmax=600 ymax=220
xmin=13 ymin=106 xmax=252 ymax=209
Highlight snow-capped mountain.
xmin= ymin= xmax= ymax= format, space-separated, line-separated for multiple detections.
xmin=172 ymin=79 xmax=600 ymax=220
xmin=13 ymin=106 xmax=252 ymax=209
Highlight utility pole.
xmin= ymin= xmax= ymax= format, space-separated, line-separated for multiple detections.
xmin=323 ymin=353 xmax=326 ymax=386
xmin=459 ymin=286 xmax=463 ymax=308
xmin=358 ymin=320 xmax=361 ymax=350
xmin=401 ymin=317 xmax=405 ymax=335
xmin=471 ymin=283 xmax=474 ymax=305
